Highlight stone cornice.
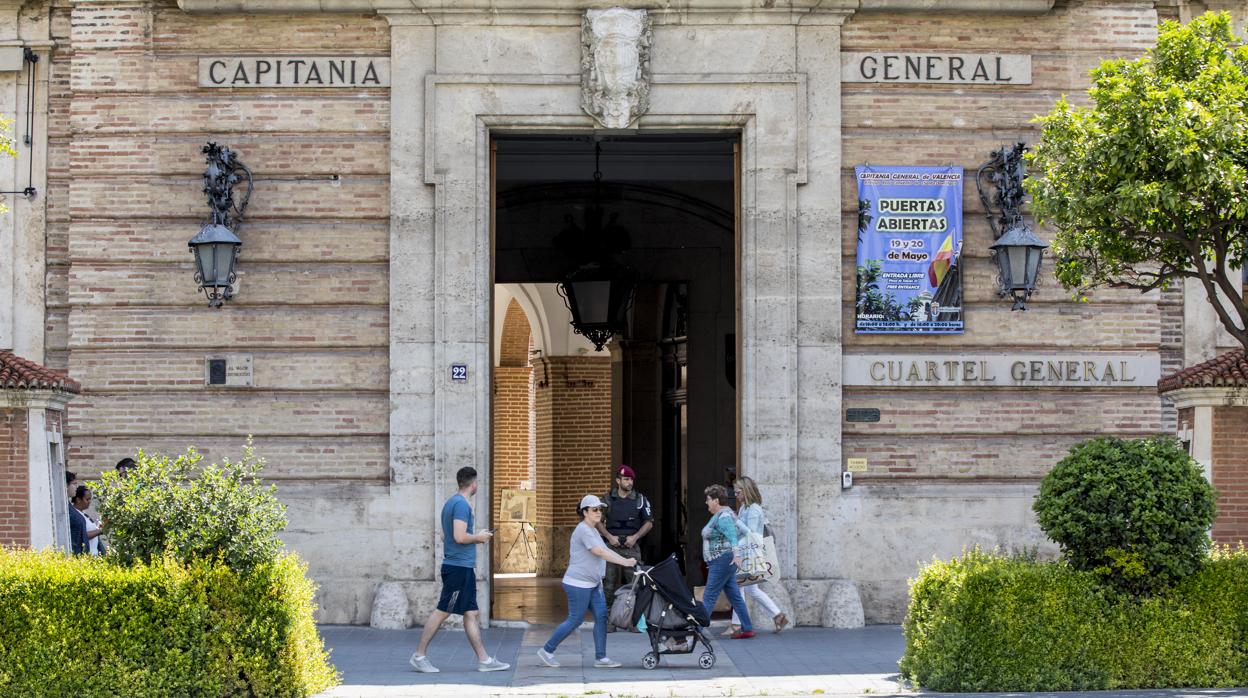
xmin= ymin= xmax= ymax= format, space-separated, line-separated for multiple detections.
xmin=1165 ymin=386 xmax=1248 ymax=410
xmin=178 ymin=0 xmax=1055 ymax=17
xmin=0 ymin=389 xmax=74 ymax=410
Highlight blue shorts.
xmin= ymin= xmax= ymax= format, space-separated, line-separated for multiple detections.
xmin=437 ymin=564 xmax=478 ymax=615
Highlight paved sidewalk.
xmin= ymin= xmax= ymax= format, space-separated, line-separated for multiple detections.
xmin=315 ymin=624 xmax=1248 ymax=698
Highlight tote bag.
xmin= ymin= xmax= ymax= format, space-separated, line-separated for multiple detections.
xmin=736 ymin=529 xmax=780 ymax=587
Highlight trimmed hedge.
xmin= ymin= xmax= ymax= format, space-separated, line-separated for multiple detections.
xmin=1033 ymin=436 xmax=1216 ymax=596
xmin=0 ymin=549 xmax=338 ymax=698
xmin=900 ymin=548 xmax=1248 ymax=692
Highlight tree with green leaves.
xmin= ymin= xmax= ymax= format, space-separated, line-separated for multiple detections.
xmin=1027 ymin=12 xmax=1248 ymax=349
xmin=93 ymin=440 xmax=287 ymax=574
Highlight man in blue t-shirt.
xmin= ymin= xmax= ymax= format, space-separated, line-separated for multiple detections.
xmin=409 ymin=467 xmax=510 ymax=674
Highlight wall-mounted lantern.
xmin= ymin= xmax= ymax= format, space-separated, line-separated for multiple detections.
xmin=188 ymin=143 xmax=251 ymax=308
xmin=977 ymin=143 xmax=1047 ymax=310
xmin=989 ymin=223 xmax=1049 ymax=311
xmin=555 ymin=139 xmax=635 ymax=351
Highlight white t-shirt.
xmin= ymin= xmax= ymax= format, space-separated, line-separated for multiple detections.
xmin=562 ymin=521 xmax=607 ymax=589
xmin=84 ymin=514 xmax=100 ymax=556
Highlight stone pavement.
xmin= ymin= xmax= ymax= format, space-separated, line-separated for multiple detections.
xmin=315 ymin=624 xmax=1248 ymax=698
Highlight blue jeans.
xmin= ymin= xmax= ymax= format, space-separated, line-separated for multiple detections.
xmin=543 ymin=583 xmax=608 ymax=660
xmin=701 ymin=552 xmax=752 ymax=632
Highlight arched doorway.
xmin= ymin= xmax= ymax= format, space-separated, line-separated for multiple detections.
xmin=490 ymin=134 xmax=739 ymax=622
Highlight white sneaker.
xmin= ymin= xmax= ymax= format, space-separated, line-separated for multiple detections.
xmin=409 ymin=653 xmax=439 ymax=673
xmin=536 ymin=648 xmax=560 ymax=667
xmin=594 ymin=657 xmax=622 ymax=668
xmin=478 ymin=656 xmax=510 ymax=672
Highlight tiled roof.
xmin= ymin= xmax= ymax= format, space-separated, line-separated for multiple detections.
xmin=0 ymin=350 xmax=81 ymax=393
xmin=1158 ymin=349 xmax=1248 ymax=394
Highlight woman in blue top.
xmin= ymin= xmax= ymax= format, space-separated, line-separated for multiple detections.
xmin=729 ymin=476 xmax=788 ymax=635
xmin=699 ymin=484 xmax=753 ymax=639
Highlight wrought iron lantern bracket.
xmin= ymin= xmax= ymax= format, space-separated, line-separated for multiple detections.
xmin=977 ymin=142 xmax=1047 ymax=310
xmin=190 ymin=143 xmax=252 ymax=307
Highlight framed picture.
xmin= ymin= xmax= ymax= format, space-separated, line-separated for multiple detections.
xmin=500 ymin=488 xmax=536 ymax=524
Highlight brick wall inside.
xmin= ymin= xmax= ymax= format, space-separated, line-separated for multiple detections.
xmin=0 ymin=409 xmax=30 ymax=547
xmin=493 ymin=368 xmax=533 ymax=510
xmin=493 ymin=299 xmax=534 ymax=516
xmin=492 ymin=299 xmax=536 ymax=573
xmin=1211 ymin=405 xmax=1248 ymax=545
xmin=534 ymin=355 xmax=612 ymax=575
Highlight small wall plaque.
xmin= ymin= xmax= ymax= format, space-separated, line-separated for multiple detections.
xmin=199 ymin=57 xmax=390 ymax=88
xmin=846 ymin=457 xmax=869 ymax=473
xmin=846 ymin=408 xmax=881 ymax=423
xmin=842 ymin=53 xmax=1031 ymax=85
xmin=451 ymin=364 xmax=468 ymax=382
xmin=204 ymin=354 xmax=253 ymax=387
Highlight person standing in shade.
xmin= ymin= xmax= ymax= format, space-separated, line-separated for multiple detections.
xmin=537 ymin=494 xmax=636 ymax=669
xmin=409 ymin=467 xmax=510 ymax=674
xmin=699 ymin=484 xmax=754 ymax=639
xmin=66 ymin=471 xmax=88 ymax=556
xmin=728 ymin=476 xmax=787 ymax=634
xmin=71 ymin=485 xmax=106 ymax=556
xmin=597 ymin=464 xmax=653 ymax=625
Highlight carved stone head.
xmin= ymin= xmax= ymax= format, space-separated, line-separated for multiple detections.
xmin=582 ymin=8 xmax=651 ymax=129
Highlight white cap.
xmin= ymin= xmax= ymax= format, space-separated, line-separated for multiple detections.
xmin=579 ymin=494 xmax=605 ymax=510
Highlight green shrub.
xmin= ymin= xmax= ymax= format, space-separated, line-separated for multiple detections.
xmin=1033 ymin=436 xmax=1216 ymax=595
xmin=900 ymin=548 xmax=1248 ymax=692
xmin=0 ymin=548 xmax=338 ymax=698
xmin=93 ymin=441 xmax=286 ymax=574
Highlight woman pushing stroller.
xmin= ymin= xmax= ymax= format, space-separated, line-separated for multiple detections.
xmin=537 ymin=494 xmax=636 ymax=669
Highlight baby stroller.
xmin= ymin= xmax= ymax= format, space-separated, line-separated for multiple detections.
xmin=630 ymin=554 xmax=716 ymax=670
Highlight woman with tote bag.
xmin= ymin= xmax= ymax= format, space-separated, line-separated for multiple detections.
xmin=729 ymin=477 xmax=789 ymax=634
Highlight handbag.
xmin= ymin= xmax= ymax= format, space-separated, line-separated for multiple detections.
xmin=609 ymin=579 xmax=637 ymax=629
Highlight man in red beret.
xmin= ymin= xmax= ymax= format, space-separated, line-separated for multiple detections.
xmin=597 ymin=464 xmax=653 ymax=630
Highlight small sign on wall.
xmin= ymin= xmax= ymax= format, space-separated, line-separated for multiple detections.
xmin=204 ymin=354 xmax=253 ymax=387
xmin=842 ymin=53 xmax=1032 ymax=85
xmin=450 ymin=364 xmax=468 ymax=382
xmin=199 ymin=57 xmax=391 ymax=88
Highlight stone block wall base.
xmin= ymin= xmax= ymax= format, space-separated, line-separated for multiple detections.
xmin=370 ymin=581 xmax=460 ymax=630
xmin=781 ymin=579 xmax=865 ymax=628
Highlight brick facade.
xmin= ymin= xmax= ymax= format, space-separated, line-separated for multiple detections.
xmin=48 ymin=1 xmax=391 ymax=486
xmin=840 ymin=1 xmax=1167 ymax=483
xmin=17 ymin=0 xmax=1223 ymax=624
xmin=1211 ymin=406 xmax=1248 ymax=544
xmin=0 ymin=409 xmax=30 ymax=547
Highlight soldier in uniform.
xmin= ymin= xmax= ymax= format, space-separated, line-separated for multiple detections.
xmin=596 ymin=464 xmax=653 ymax=629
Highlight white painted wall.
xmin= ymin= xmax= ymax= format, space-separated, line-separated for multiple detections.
xmin=26 ymin=408 xmax=54 ymax=548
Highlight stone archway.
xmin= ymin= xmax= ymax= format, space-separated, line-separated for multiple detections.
xmin=381 ymin=7 xmax=844 ymax=626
